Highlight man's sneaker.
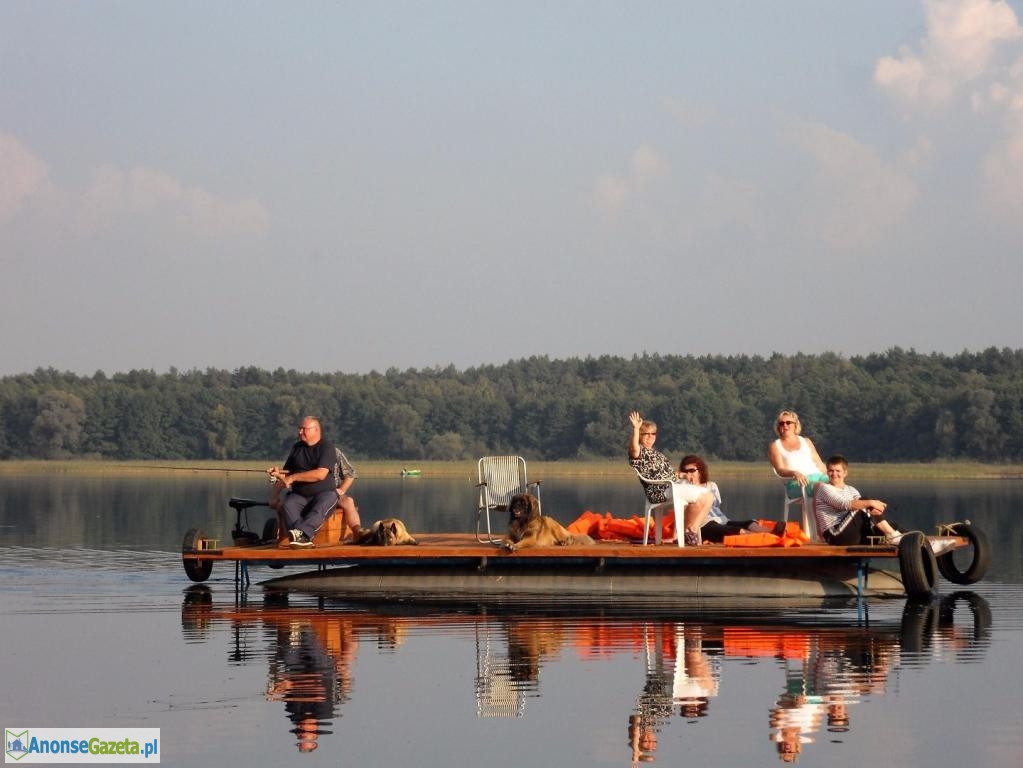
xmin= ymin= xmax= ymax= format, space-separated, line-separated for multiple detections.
xmin=289 ymin=530 xmax=314 ymax=548
xmin=886 ymin=532 xmax=903 ymax=547
xmin=929 ymin=537 xmax=957 ymax=556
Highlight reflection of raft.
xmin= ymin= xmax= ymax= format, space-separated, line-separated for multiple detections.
xmin=182 ymin=498 xmax=990 ymax=602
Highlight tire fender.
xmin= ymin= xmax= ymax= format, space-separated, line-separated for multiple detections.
xmin=899 ymin=531 xmax=938 ymax=598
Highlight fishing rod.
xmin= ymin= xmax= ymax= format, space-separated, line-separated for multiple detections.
xmin=142 ymin=465 xmax=268 ymax=473
xmin=116 ymin=465 xmax=277 ymax=481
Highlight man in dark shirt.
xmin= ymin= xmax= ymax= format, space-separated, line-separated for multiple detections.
xmin=268 ymin=417 xmax=338 ymax=547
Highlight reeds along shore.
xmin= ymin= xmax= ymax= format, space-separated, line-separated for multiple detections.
xmin=0 ymin=459 xmax=1020 ymax=480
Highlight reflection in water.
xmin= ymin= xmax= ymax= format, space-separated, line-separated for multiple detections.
xmin=760 ymin=626 xmax=894 ymax=762
xmin=263 ymin=611 xmax=354 ymax=752
xmin=629 ymin=624 xmax=719 ymax=765
xmin=180 ymin=590 xmax=992 ymax=762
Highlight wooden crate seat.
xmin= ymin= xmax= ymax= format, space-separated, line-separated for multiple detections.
xmin=275 ymin=508 xmax=347 ymax=547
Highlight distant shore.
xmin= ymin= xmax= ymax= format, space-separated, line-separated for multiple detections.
xmin=0 ymin=459 xmax=1020 ymax=480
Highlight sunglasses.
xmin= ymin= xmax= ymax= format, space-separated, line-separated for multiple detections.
xmin=777 ymin=420 xmax=795 ymax=427
xmin=680 ymin=467 xmax=699 ymax=474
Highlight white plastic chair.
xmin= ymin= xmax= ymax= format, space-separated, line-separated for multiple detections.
xmin=475 ymin=456 xmax=541 ymax=544
xmin=772 ymin=469 xmax=819 ymax=541
xmin=634 ymin=470 xmax=685 ymax=547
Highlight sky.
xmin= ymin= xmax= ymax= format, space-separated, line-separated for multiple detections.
xmin=2 ymin=0 xmax=1023 ymax=377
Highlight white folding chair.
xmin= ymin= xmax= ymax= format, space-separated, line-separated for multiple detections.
xmin=475 ymin=456 xmax=541 ymax=544
xmin=772 ymin=469 xmax=819 ymax=541
xmin=634 ymin=470 xmax=685 ymax=547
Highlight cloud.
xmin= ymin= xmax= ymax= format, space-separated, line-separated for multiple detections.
xmin=875 ymin=0 xmax=1022 ymax=107
xmin=968 ymin=46 xmax=1023 ymax=221
xmin=785 ymin=119 xmax=919 ymax=248
xmin=981 ymin=78 xmax=1023 ymax=217
xmin=78 ymin=165 xmax=270 ymax=235
xmin=0 ymin=134 xmax=48 ymax=222
xmin=592 ymin=145 xmax=666 ymax=216
xmin=0 ymin=133 xmax=268 ymax=237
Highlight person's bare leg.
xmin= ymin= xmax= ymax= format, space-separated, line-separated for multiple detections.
xmin=684 ymin=493 xmax=714 ymax=542
xmin=875 ymin=519 xmax=899 ymax=540
xmin=339 ymin=494 xmax=361 ymax=539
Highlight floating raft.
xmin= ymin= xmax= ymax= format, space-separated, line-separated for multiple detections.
xmin=183 ymin=531 xmax=942 ymax=603
xmin=183 ymin=500 xmax=988 ymax=604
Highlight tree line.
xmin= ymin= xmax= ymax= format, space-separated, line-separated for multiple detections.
xmin=2 ymin=347 xmax=1022 ymax=462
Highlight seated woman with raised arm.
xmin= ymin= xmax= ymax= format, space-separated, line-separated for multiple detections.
xmin=628 ymin=411 xmax=713 ymax=546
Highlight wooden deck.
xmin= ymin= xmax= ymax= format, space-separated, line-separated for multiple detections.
xmin=185 ymin=532 xmax=903 ymax=564
xmin=183 ymin=532 xmax=925 ymax=602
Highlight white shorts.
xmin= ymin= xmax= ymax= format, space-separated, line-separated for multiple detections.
xmin=668 ymin=482 xmax=708 ymax=504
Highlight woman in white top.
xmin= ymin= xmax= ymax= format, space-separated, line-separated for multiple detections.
xmin=767 ymin=410 xmax=827 ymax=497
xmin=680 ymin=454 xmax=782 ymax=542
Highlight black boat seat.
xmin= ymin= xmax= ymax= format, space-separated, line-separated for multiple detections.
xmin=229 ymin=497 xmax=271 ymax=512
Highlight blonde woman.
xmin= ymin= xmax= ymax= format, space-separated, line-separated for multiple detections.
xmin=767 ymin=409 xmax=827 ymax=498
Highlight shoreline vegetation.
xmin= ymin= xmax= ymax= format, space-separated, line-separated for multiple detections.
xmin=1 ymin=459 xmax=1021 ymax=480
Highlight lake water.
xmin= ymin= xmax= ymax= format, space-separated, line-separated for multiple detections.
xmin=1 ymin=472 xmax=1021 ymax=767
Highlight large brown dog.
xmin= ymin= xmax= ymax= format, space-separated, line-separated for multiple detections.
xmin=503 ymin=493 xmax=594 ymax=551
xmin=353 ymin=518 xmax=419 ymax=546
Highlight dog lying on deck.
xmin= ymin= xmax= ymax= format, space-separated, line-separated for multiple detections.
xmin=503 ymin=493 xmax=595 ymax=551
xmin=353 ymin=518 xmax=419 ymax=546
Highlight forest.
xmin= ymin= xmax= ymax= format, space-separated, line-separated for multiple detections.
xmin=2 ymin=347 xmax=1021 ymax=463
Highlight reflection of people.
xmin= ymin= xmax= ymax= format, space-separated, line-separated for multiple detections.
xmin=826 ymin=698 xmax=850 ymax=732
xmin=267 ymin=417 xmax=338 ymax=548
xmin=628 ymin=622 xmax=722 ymax=764
xmin=769 ymin=692 xmax=825 ymax=762
xmin=768 ymin=410 xmax=827 ymax=496
xmin=813 ymin=455 xmax=901 ymax=545
xmin=628 ymin=624 xmax=674 ymax=764
xmin=677 ymin=455 xmax=781 ymax=542
xmin=671 ymin=624 xmax=719 ymax=716
xmin=628 ymin=412 xmax=713 ymax=545
xmin=628 ymin=713 xmax=657 ymax=765
xmin=266 ymin=621 xmax=340 ymax=752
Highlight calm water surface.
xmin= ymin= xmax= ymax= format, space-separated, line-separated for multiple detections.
xmin=1 ymin=472 xmax=1021 ymax=767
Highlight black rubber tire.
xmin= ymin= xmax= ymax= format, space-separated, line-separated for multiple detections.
xmin=182 ymin=528 xmax=214 ymax=583
xmin=936 ymin=523 xmax=990 ymax=585
xmin=899 ymin=531 xmax=938 ymax=598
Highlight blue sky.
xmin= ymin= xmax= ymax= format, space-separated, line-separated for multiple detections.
xmin=2 ymin=0 xmax=1022 ymax=375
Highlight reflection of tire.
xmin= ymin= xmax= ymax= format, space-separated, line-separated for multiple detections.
xmin=181 ymin=585 xmax=213 ymax=639
xmin=899 ymin=531 xmax=938 ymax=598
xmin=182 ymin=528 xmax=214 ymax=582
xmin=182 ymin=584 xmax=212 ymax=606
xmin=939 ymin=591 xmax=993 ymax=643
xmin=936 ymin=523 xmax=990 ymax=585
xmin=263 ymin=517 xmax=285 ymax=569
xmin=900 ymin=596 xmax=939 ymax=654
